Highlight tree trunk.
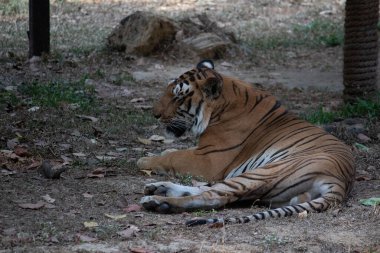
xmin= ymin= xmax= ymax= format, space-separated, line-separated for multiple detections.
xmin=343 ymin=0 xmax=379 ymax=103
xmin=29 ymin=0 xmax=50 ymax=58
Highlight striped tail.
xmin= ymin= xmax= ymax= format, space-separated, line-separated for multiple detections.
xmin=186 ymin=197 xmax=332 ymax=226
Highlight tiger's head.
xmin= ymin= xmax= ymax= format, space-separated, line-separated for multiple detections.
xmin=153 ymin=60 xmax=223 ymax=137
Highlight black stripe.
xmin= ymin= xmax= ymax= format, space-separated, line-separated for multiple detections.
xmin=273 ymin=209 xmax=281 ymax=217
xmin=257 ymin=212 xmax=265 ymax=220
xmin=222 ymin=181 xmax=241 ymax=191
xmin=269 ymin=178 xmax=313 ymax=198
xmin=244 ymin=88 xmax=249 ymax=106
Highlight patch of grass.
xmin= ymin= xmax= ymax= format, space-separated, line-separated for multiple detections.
xmin=244 ymin=18 xmax=343 ymax=50
xmin=18 ymin=78 xmax=96 ymax=110
xmin=110 ymin=73 xmax=135 ymax=86
xmin=0 ymin=0 xmax=28 ymax=15
xmin=0 ymin=90 xmax=21 ymax=108
xmin=264 ymin=234 xmax=289 ymax=248
xmin=293 ymin=19 xmax=343 ymax=47
xmin=177 ymin=173 xmax=207 ymax=186
xmin=302 ymin=95 xmax=380 ymax=124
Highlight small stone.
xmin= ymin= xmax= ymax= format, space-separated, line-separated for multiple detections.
xmin=357 ymin=133 xmax=371 ymax=143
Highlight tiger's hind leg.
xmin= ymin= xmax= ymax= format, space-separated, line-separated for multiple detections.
xmin=140 ymin=174 xmax=268 ymax=213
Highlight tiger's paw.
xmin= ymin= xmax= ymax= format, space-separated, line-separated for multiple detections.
xmin=136 ymin=157 xmax=153 ymax=170
xmin=137 ymin=157 xmax=169 ymax=176
xmin=140 ymin=196 xmax=174 ymax=213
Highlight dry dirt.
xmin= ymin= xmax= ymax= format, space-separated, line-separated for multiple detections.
xmin=0 ymin=1 xmax=380 ymax=253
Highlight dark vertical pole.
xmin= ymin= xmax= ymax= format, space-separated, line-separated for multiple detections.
xmin=343 ymin=0 xmax=379 ymax=102
xmin=29 ymin=0 xmax=50 ymax=58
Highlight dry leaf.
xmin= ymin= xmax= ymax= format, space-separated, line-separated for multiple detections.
xmin=18 ymin=201 xmax=45 ymax=210
xmin=72 ymin=152 xmax=87 ymax=157
xmin=76 ymin=115 xmax=99 ymax=122
xmin=130 ymin=97 xmax=145 ymax=103
xmin=149 ymin=135 xmax=165 ymax=142
xmin=117 ymin=225 xmax=140 ymax=239
xmin=137 ymin=137 xmax=152 ymax=145
xmin=25 ymin=160 xmax=42 ymax=170
xmin=163 ymin=139 xmax=174 ymax=144
xmin=87 ymin=167 xmax=106 ymax=178
xmin=6 ymin=138 xmax=19 ymax=150
xmin=130 ymin=247 xmax=154 ymax=253
xmin=14 ymin=146 xmax=31 ymax=157
xmin=60 ymin=155 xmax=73 ymax=165
xmin=104 ymin=213 xmax=127 ymax=220
xmin=134 ymin=105 xmax=152 ymax=110
xmin=140 ymin=170 xmax=152 ymax=176
xmin=76 ymin=234 xmax=97 ymax=242
xmin=28 ymin=106 xmax=40 ymax=112
xmin=82 ymin=192 xmax=94 ymax=198
xmin=83 ymin=221 xmax=98 ymax=228
xmin=43 ymin=203 xmax=56 ymax=209
xmin=123 ymin=204 xmax=142 ymax=213
xmin=298 ymin=210 xmax=308 ymax=219
xmin=95 ymin=155 xmax=118 ymax=161
xmin=1 ymin=169 xmax=17 ymax=176
xmin=41 ymin=194 xmax=55 ymax=203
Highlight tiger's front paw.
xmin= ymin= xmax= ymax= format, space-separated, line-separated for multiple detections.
xmin=137 ymin=157 xmax=169 ymax=176
xmin=136 ymin=157 xmax=153 ymax=170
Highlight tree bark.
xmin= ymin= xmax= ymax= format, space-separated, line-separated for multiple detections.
xmin=343 ymin=0 xmax=379 ymax=103
xmin=29 ymin=0 xmax=50 ymax=58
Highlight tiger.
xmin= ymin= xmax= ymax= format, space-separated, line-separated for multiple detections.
xmin=137 ymin=60 xmax=355 ymax=226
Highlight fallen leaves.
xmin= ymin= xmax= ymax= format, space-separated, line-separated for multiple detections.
xmin=85 ymin=167 xmax=117 ymax=178
xmin=117 ymin=225 xmax=140 ymax=239
xmin=82 ymin=192 xmax=94 ymax=198
xmin=137 ymin=135 xmax=174 ymax=145
xmin=123 ymin=204 xmax=142 ymax=213
xmin=104 ymin=213 xmax=127 ymax=220
xmin=41 ymin=194 xmax=56 ymax=203
xmin=83 ymin=221 xmax=99 ymax=228
xmin=18 ymin=195 xmax=57 ymax=210
xmin=76 ymin=233 xmax=97 ymax=242
xmin=18 ymin=201 xmax=45 ymax=210
xmin=76 ymin=114 xmax=99 ymax=122
xmin=137 ymin=137 xmax=152 ymax=145
xmin=0 ymin=148 xmax=41 ymax=175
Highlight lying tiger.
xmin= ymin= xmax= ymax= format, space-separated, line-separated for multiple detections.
xmin=137 ymin=60 xmax=355 ymax=226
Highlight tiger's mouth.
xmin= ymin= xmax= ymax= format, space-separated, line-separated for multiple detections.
xmin=166 ymin=124 xmax=187 ymax=137
xmin=164 ymin=118 xmax=192 ymax=138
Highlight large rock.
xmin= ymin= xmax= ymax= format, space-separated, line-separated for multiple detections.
xmin=182 ymin=32 xmax=229 ymax=59
xmin=107 ymin=11 xmax=178 ymax=56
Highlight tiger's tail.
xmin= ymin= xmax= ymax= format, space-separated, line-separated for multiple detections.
xmin=185 ymin=196 xmax=337 ymax=226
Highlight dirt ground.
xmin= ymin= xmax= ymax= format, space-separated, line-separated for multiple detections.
xmin=1 ymin=1 xmax=380 ymax=252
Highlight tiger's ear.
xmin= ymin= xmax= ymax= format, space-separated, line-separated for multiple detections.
xmin=196 ymin=59 xmax=214 ymax=69
xmin=202 ymin=77 xmax=222 ymax=99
